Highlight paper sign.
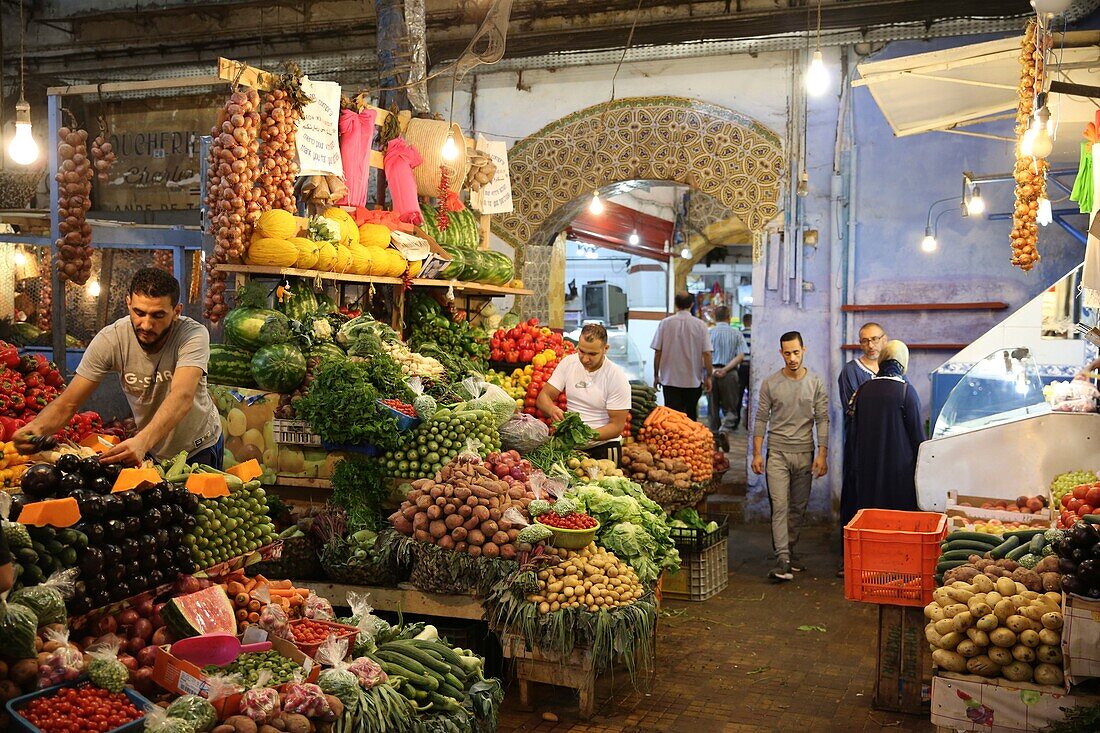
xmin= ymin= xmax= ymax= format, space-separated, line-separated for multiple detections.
xmin=471 ymin=135 xmax=513 ymax=214
xmin=18 ymin=497 xmax=80 ymax=527
xmin=296 ymin=78 xmax=344 ymax=178
xmin=112 ymin=467 xmax=163 ymax=492
xmin=226 ymin=459 xmax=262 ymax=482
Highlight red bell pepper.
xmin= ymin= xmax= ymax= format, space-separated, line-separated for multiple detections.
xmin=23 ymin=372 xmax=43 ymax=390
xmin=0 ymin=345 xmax=19 ymax=370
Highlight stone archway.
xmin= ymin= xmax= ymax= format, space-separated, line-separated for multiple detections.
xmin=493 ymin=96 xmax=785 ymax=316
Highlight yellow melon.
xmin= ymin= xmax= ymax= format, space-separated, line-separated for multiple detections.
xmin=407 ymin=259 xmax=423 ymax=278
xmin=246 ymin=237 xmax=298 ymax=267
xmin=333 ymin=244 xmax=353 ymax=273
xmin=290 ymin=236 xmax=320 ymax=270
xmin=315 ymin=241 xmax=337 ymax=271
xmin=358 ymin=223 xmax=391 ymax=249
xmin=255 ymin=209 xmax=298 ymax=240
xmin=323 ymin=207 xmax=359 ymax=248
xmin=349 ymin=244 xmax=375 ymax=275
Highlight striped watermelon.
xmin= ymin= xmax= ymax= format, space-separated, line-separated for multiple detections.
xmin=309 ymin=342 xmax=347 ymax=364
xmin=276 ymin=280 xmax=319 ymax=322
xmin=208 ymin=344 xmax=256 ymax=388
xmin=421 ymin=205 xmax=480 ymax=249
xmin=224 ymin=307 xmax=285 ymax=350
xmin=251 ymin=343 xmax=307 ymax=393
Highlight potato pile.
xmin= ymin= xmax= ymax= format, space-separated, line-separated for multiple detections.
xmin=54 ymin=125 xmax=94 ymax=285
xmin=622 ymin=443 xmax=692 ymax=490
xmin=942 ymin=553 xmax=1061 ymax=593
xmin=925 ymin=575 xmax=1064 ymax=686
xmin=1011 ymin=19 xmax=1047 ymax=272
xmin=526 ymin=543 xmax=644 ymax=614
xmin=257 ymin=86 xmax=300 ymax=213
xmin=388 ymin=458 xmax=537 ymax=561
xmin=204 ymin=88 xmax=261 ymax=322
xmin=567 ymin=456 xmax=624 ymax=483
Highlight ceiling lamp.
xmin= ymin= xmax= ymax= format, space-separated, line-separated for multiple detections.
xmin=441 ymin=133 xmax=458 ymax=162
xmin=1029 ymin=105 xmax=1054 ymax=159
xmin=7 ymin=1 xmax=39 ymax=166
xmin=804 ymin=2 xmax=828 ymax=98
xmin=628 ymin=230 xmax=640 ymax=245
xmin=1031 ymin=0 xmax=1072 ymax=14
xmin=588 ymin=191 xmax=604 ymax=215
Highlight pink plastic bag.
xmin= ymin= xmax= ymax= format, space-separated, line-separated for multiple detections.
xmin=337 ymin=108 xmax=378 ymax=207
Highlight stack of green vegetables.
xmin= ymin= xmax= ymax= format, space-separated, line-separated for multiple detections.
xmin=405 ymin=294 xmax=489 ymax=374
xmin=295 ymin=358 xmax=408 ymax=451
xmin=377 ymin=405 xmax=500 ymax=479
xmin=525 ymin=413 xmax=598 ymax=475
xmin=566 ymin=477 xmax=681 ymax=586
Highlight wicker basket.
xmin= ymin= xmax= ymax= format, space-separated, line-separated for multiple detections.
xmin=250 ymin=535 xmax=323 ymax=580
xmin=324 ymin=558 xmax=400 ymax=587
xmin=642 ymin=481 xmax=710 ymax=513
xmin=0 ymin=169 xmax=44 ymax=209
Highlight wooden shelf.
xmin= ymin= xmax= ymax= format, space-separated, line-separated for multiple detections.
xmin=411 ymin=278 xmax=533 ymax=296
xmin=212 ymin=264 xmax=531 ymax=296
xmin=274 ymin=476 xmax=332 ymax=489
xmin=842 ymin=343 xmax=968 ymax=351
xmin=290 ymin=582 xmax=484 ymax=620
xmin=841 ymin=302 xmax=1008 ymax=312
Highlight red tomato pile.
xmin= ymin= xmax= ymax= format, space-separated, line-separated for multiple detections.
xmin=539 ymin=511 xmax=598 ymax=530
xmin=19 ymin=684 xmax=141 ymax=733
xmin=290 ymin=618 xmax=355 ymax=646
xmin=490 ymin=319 xmax=573 ymax=364
xmin=522 ymin=359 xmax=567 ymax=426
xmin=1057 ymin=483 xmax=1100 ymax=528
xmin=380 ymin=398 xmax=417 ymax=418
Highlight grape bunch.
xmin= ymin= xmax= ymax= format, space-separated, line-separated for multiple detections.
xmin=1050 ymin=469 xmax=1098 ymax=505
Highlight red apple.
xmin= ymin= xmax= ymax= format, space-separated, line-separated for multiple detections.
xmin=1074 ymin=484 xmax=1089 ymax=500
xmin=1026 ymin=497 xmax=1044 ymax=512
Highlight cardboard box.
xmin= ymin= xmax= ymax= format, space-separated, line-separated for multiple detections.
xmin=1062 ymin=593 xmax=1100 ymax=686
xmin=874 ymin=605 xmax=931 ymax=714
xmin=931 ymin=673 xmax=1084 ymax=732
xmin=152 ymin=634 xmax=317 ymax=717
xmin=946 ymin=491 xmax=1052 ymax=528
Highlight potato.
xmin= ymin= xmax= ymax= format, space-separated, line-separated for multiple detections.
xmin=956 ymin=639 xmax=982 ymax=658
xmin=1041 ymin=612 xmax=1064 ymax=630
xmin=925 ymin=602 xmax=945 ymax=621
xmin=1002 ymin=661 xmax=1034 ymax=682
xmin=988 ymin=646 xmax=1014 ymax=666
xmin=932 ymin=649 xmax=968 ymax=673
xmin=967 ymin=598 xmax=993 ymax=618
xmin=1044 ymin=591 xmax=1063 ymax=605
xmin=1006 ymin=615 xmax=1031 ymax=633
xmin=966 ymin=628 xmax=990 ymax=647
xmin=948 ymin=587 xmax=975 ymax=603
xmin=213 ymin=726 xmax=235 ymax=733
xmin=952 ymin=611 xmax=974 ymax=633
xmin=971 ymin=575 xmax=995 ymax=593
xmin=994 ymin=599 xmax=1016 ymax=621
xmin=926 ymin=625 xmax=944 ymax=646
xmin=990 ymin=627 xmax=1017 ymax=648
xmin=1037 ymin=645 xmax=1063 ymax=664
xmin=933 ymin=588 xmax=953 ymax=607
xmin=985 ymin=591 xmax=1003 ymax=606
xmin=976 ymin=614 xmax=1000 ymax=632
xmin=943 ymin=603 xmax=969 ymax=619
xmin=226 ymin=717 xmax=259 ymax=733
xmin=1038 ymin=628 xmax=1061 ymax=646
xmin=281 ymin=713 xmax=311 ymax=733
xmin=1034 ymin=662 xmax=1064 ymax=687
xmin=966 ymin=655 xmax=1001 ymax=677
xmin=1011 ymin=644 xmax=1036 ymax=663
xmin=938 ymin=632 xmax=963 ymax=650
xmin=996 ymin=577 xmax=1018 ymax=596
xmin=934 ymin=618 xmax=957 ymax=636
xmin=1018 ymin=629 xmax=1040 ymax=648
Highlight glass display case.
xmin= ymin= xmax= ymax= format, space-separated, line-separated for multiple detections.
xmin=932 ymin=347 xmax=1050 ymax=438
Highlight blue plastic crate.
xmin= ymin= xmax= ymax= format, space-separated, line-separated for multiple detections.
xmin=321 ymin=441 xmax=381 ymax=456
xmin=377 ymin=400 xmax=422 ymax=432
xmin=7 ymin=681 xmax=152 ymax=733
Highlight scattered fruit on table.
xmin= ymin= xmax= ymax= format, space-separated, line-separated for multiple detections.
xmin=956 ymin=494 xmax=1049 ymax=514
xmin=1049 ymin=469 xmax=1097 ymax=507
xmin=526 ymin=543 xmax=644 ymax=614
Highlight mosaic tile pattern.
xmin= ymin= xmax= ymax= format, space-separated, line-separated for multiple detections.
xmin=520 ymin=245 xmax=554 ymax=321
xmin=494 ymin=97 xmax=786 ymax=263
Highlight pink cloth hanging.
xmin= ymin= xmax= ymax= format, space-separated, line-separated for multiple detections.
xmin=384 ymin=137 xmax=424 ymax=226
xmin=337 ymin=108 xmax=378 ymax=207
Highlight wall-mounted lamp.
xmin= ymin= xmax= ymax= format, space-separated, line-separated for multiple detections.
xmin=921 ymin=196 xmax=959 ymax=254
xmin=963 ymin=173 xmax=985 ymax=217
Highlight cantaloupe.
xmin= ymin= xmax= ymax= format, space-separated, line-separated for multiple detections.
xmin=323 ymin=207 xmax=359 ymax=248
xmin=255 ymin=209 xmax=299 ymax=239
xmin=334 ymin=245 xmax=353 ymax=273
xmin=315 ymin=241 xmax=337 ymax=271
xmin=291 ymin=236 xmax=320 ymax=269
xmin=358 ymin=223 xmax=391 ymax=249
xmin=246 ymin=237 xmax=298 ymax=267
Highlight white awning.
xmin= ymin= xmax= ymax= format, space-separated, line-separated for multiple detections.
xmin=855 ymin=31 xmax=1100 ymax=153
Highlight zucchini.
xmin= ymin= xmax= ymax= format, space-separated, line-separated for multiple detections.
xmin=376 ymin=657 xmax=439 ymax=691
xmin=1083 ymin=514 xmax=1100 ymax=525
xmin=945 ymin=531 xmax=1001 ymax=545
xmin=1006 ymin=543 xmax=1032 ymax=561
xmin=939 ymin=549 xmax=981 ymax=562
xmin=1002 ymin=528 xmax=1047 ymax=540
xmin=990 ymin=536 xmax=1021 ymax=559
xmin=427 ymin=692 xmax=465 ymax=713
xmin=1028 ymin=533 xmax=1046 ymax=555
xmin=378 ymin=642 xmax=453 ymax=676
xmin=442 ymin=672 xmax=465 ymax=692
xmin=408 ymin=639 xmax=467 ymax=667
xmin=942 ymin=540 xmax=998 ymax=553
xmin=435 ymin=681 xmax=466 ymax=701
xmin=936 ymin=559 xmax=969 ymax=573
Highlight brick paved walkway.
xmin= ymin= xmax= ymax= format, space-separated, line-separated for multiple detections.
xmin=498 ymin=523 xmax=934 ymax=733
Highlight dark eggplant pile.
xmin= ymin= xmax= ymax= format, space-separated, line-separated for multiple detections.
xmin=20 ymin=454 xmax=122 ymax=500
xmin=1054 ymin=519 xmax=1100 ymax=599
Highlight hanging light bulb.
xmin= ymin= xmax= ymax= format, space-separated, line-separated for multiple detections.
xmin=680 ymin=246 xmax=692 ymax=259
xmin=589 ymin=191 xmax=604 ymax=215
xmin=805 ymin=50 xmax=829 ymax=98
xmin=628 ymin=230 xmax=640 ymax=246
xmin=13 ymin=249 xmax=27 ymax=268
xmin=796 ymin=171 xmax=809 ymax=198
xmin=1037 ymin=197 xmax=1053 ymax=226
xmin=1030 ymin=106 xmax=1054 ymax=159
xmin=920 ymin=227 xmax=938 ymax=253
xmin=8 ymin=99 xmax=39 ymax=166
xmin=966 ymin=186 xmax=985 ymax=217
xmin=87 ymin=280 xmax=101 ymax=297
xmin=441 ymin=132 xmax=458 ymax=162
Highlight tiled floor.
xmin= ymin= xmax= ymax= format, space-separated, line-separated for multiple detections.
xmin=497 ymin=523 xmax=935 ymax=733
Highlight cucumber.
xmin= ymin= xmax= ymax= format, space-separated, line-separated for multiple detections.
xmin=1006 ymin=543 xmax=1032 ymax=561
xmin=378 ymin=642 xmax=453 ymax=676
xmin=936 ymin=559 xmax=969 ymax=573
xmin=1083 ymin=515 xmax=1100 ymax=525
xmin=442 ymin=672 xmax=465 ymax=692
xmin=408 ymin=639 xmax=467 ymax=668
xmin=940 ymin=549 xmax=981 ymax=562
xmin=1028 ymin=533 xmax=1046 ymax=555
xmin=376 ymin=656 xmax=439 ymax=691
xmin=1002 ymin=528 xmax=1047 ymax=540
xmin=945 ymin=531 xmax=1001 ymax=545
xmin=435 ymin=681 xmax=466 ymax=701
xmin=990 ymin=536 xmax=1021 ymax=559
xmin=942 ymin=540 xmax=999 ymax=553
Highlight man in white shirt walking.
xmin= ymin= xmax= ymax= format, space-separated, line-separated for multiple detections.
xmin=651 ymin=291 xmax=713 ymax=421
xmin=536 ymin=323 xmax=632 ymax=462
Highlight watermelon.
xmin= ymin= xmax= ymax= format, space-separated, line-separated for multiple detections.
xmin=439 ymin=246 xmax=467 ymax=280
xmin=208 ymin=344 xmax=256 ymax=388
xmin=421 ymin=205 xmax=480 ymax=249
xmin=276 ymin=279 xmax=320 ymax=321
xmin=251 ymin=343 xmax=307 ymax=393
xmin=480 ymin=250 xmax=514 ymax=285
xmin=224 ymin=307 xmax=285 ymax=351
xmin=309 ymin=342 xmax=347 ymax=364
xmin=315 ymin=290 xmax=338 ymax=314
xmin=161 ymin=585 xmax=237 ymax=639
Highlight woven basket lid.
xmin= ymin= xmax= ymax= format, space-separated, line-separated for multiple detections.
xmin=404 ymin=118 xmax=469 ymax=198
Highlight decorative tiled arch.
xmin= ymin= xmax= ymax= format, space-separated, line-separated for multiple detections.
xmin=493 ymin=96 xmax=786 ymax=257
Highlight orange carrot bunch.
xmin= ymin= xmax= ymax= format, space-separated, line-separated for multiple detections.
xmin=638 ymin=406 xmax=714 ymax=483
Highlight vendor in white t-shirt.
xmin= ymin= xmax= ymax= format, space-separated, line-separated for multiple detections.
xmin=536 ymin=323 xmax=632 ymax=462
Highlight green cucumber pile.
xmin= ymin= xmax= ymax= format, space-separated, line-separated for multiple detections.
xmin=936 ymin=528 xmax=1060 ymax=581
xmin=380 ymin=406 xmax=499 ymax=479
xmin=366 ymin=637 xmax=486 ymax=715
xmin=186 ymin=479 xmax=278 ymax=567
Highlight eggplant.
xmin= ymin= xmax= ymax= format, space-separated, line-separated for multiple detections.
xmin=91 ymin=589 xmax=111 ymax=608
xmin=83 ymin=522 xmax=105 ymax=545
xmin=80 ymin=547 xmax=104 ymax=575
xmin=142 ymin=508 xmax=163 ymax=532
xmin=122 ymin=491 xmax=144 ymax=515
xmin=137 ymin=534 xmax=156 ymax=555
xmin=56 ymin=453 xmax=82 ymax=475
xmin=89 ymin=476 xmax=113 ymax=495
xmin=124 ymin=560 xmax=141 ymax=579
xmin=111 ymin=582 xmax=131 ymax=602
xmin=1080 ymin=559 xmax=1100 ymax=585
xmin=153 ymin=528 xmax=170 ymax=549
xmin=167 ymin=525 xmax=184 ymax=545
xmin=102 ymin=544 xmax=122 ymax=566
xmin=1072 ymin=521 xmax=1099 ymax=548
xmin=121 ymin=537 xmax=140 ymax=558
xmin=79 ymin=456 xmax=105 ymax=479
xmin=85 ymin=572 xmax=107 ymax=594
xmin=1063 ymin=574 xmax=1085 ymax=595
xmin=8 ymin=493 xmax=25 ymax=521
xmin=139 ymin=552 xmax=156 ymax=571
xmin=1059 ymin=557 xmax=1079 ymax=575
xmin=1088 ymin=587 xmax=1100 ymax=600
xmin=101 ymin=494 xmax=123 ymax=518
xmin=123 ymin=516 xmax=142 ymax=537
xmin=102 ymin=463 xmax=122 ymax=481
xmin=58 ymin=473 xmax=86 ymax=497
xmin=181 ymin=493 xmax=200 ymax=514
xmin=107 ymin=563 xmax=126 ymax=585
xmin=147 ymin=569 xmax=165 ymax=588
xmin=144 ymin=485 xmax=165 ymax=508
xmin=181 ymin=514 xmax=197 ymax=532
xmin=104 ymin=519 xmax=126 ymax=542
xmin=20 ymin=463 xmax=61 ymax=499
xmin=77 ymin=494 xmax=104 ymax=522
xmin=67 ymin=595 xmax=91 ymax=616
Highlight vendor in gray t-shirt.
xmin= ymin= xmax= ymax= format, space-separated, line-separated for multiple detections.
xmin=14 ymin=268 xmax=222 ymax=468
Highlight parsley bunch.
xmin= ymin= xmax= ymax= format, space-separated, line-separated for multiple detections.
xmin=295 ymin=360 xmax=401 ymax=449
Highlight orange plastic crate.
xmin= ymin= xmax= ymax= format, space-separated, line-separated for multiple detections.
xmin=844 ymin=509 xmax=947 ymax=607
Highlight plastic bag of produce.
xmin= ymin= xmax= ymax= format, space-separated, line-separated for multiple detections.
xmin=303 ymin=594 xmax=334 ymax=621
xmin=346 ymin=591 xmax=387 ymax=655
xmin=529 ymin=472 xmax=565 ymax=501
xmin=165 ymin=694 xmax=218 ymax=733
xmin=347 ymin=656 xmax=388 ymax=689
xmin=316 ymin=637 xmax=360 ymax=706
xmin=499 ymin=413 xmax=550 ymax=453
xmin=240 ymin=670 xmax=281 ymax=723
xmin=255 ymin=587 xmax=292 ymax=639
xmin=10 ymin=567 xmax=78 ymax=626
xmin=282 ymin=672 xmax=334 ymax=718
xmin=37 ymin=627 xmax=84 ymax=688
xmin=87 ymin=635 xmax=129 ymax=692
xmin=0 ymin=595 xmax=39 ymax=659
xmin=144 ymin=704 xmax=198 ymax=733
xmin=458 ymin=376 xmax=517 ymax=427
xmin=1048 ymin=379 xmax=1099 ymax=412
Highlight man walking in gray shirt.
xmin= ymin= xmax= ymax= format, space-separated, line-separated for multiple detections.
xmin=751 ymin=331 xmax=829 ymax=581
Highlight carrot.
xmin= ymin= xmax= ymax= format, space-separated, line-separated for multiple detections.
xmin=247 ymin=612 xmax=260 ymax=623
xmin=267 ymin=579 xmax=292 ymax=589
xmin=268 ymin=588 xmax=308 ymax=597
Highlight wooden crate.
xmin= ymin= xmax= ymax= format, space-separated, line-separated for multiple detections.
xmin=874 ymin=604 xmax=932 ymax=714
xmin=501 ymin=632 xmax=597 ymax=720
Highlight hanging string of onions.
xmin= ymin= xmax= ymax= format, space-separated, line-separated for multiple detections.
xmin=257 ymin=63 xmax=309 ymax=213
xmin=1011 ymin=19 xmax=1048 ymax=272
xmin=55 ymin=116 xmax=94 ymax=286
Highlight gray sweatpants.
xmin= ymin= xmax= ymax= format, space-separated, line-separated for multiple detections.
xmin=766 ymin=450 xmax=813 ymax=562
xmin=708 ymin=370 xmax=742 ymax=434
